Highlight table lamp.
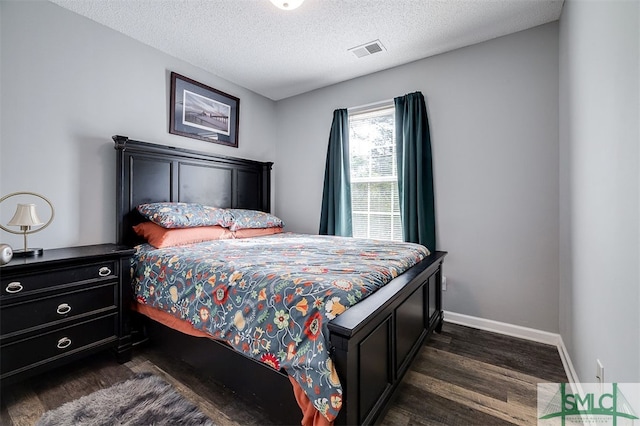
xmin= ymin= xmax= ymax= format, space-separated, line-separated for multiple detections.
xmin=0 ymin=192 xmax=55 ymax=257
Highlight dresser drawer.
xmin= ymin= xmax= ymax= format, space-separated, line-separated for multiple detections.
xmin=1 ymin=261 xmax=118 ymax=297
xmin=0 ymin=283 xmax=117 ymax=337
xmin=0 ymin=314 xmax=117 ymax=377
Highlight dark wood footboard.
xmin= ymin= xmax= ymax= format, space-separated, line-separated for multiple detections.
xmin=329 ymin=251 xmax=446 ymax=425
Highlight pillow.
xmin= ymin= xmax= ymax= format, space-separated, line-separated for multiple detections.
xmin=231 ymin=227 xmax=283 ymax=239
xmin=226 ymin=209 xmax=284 ymax=231
xmin=133 ymin=221 xmax=232 ymax=248
xmin=136 ymin=202 xmax=232 ymax=229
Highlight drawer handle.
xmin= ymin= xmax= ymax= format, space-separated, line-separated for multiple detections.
xmin=57 ymin=337 xmax=72 ymax=349
xmin=5 ymin=282 xmax=23 ymax=293
xmin=56 ymin=303 xmax=72 ymax=315
xmin=98 ymin=266 xmax=111 ymax=277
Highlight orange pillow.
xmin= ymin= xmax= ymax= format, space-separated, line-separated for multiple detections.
xmin=231 ymin=227 xmax=283 ymax=239
xmin=133 ymin=222 xmax=232 ymax=248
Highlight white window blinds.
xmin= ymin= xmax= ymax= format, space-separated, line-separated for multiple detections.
xmin=349 ymin=104 xmax=402 ymax=241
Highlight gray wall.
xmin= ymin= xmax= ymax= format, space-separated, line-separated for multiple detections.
xmin=275 ymin=24 xmax=561 ymax=333
xmin=0 ymin=1 xmax=278 ymax=250
xmin=559 ymin=0 xmax=640 ymax=383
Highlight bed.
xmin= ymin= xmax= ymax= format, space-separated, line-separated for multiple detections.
xmin=114 ymin=135 xmax=447 ymax=425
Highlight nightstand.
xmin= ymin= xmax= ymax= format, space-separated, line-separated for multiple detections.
xmin=0 ymin=244 xmax=134 ymax=385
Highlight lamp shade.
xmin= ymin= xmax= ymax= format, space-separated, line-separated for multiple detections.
xmin=7 ymin=203 xmax=43 ymax=227
xmin=270 ymin=0 xmax=304 ymax=10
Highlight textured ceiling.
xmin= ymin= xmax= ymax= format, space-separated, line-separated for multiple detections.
xmin=49 ymin=0 xmax=564 ymax=101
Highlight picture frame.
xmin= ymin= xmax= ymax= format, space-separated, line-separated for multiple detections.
xmin=169 ymin=72 xmax=239 ymax=147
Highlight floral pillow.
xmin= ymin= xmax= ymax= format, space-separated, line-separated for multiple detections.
xmin=226 ymin=209 xmax=284 ymax=231
xmin=136 ymin=202 xmax=232 ymax=229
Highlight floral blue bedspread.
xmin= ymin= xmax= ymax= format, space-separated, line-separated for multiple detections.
xmin=131 ymin=233 xmax=429 ymax=421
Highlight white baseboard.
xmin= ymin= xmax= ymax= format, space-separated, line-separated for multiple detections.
xmin=443 ymin=311 xmax=578 ymax=384
xmin=443 ymin=311 xmax=560 ymax=345
xmin=556 ymin=335 xmax=580 ymax=386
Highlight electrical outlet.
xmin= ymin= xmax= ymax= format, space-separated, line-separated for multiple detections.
xmin=442 ymin=276 xmax=447 ymax=291
xmin=596 ymin=359 xmax=604 ymax=384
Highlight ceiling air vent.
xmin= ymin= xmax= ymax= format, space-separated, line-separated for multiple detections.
xmin=349 ymin=40 xmax=386 ymax=58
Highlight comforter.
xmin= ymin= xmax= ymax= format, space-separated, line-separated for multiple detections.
xmin=131 ymin=233 xmax=429 ymax=421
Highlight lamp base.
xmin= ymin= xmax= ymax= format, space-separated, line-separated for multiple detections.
xmin=12 ymin=248 xmax=43 ymax=257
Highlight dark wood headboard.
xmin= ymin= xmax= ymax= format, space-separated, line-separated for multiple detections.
xmin=114 ymin=135 xmax=273 ymax=246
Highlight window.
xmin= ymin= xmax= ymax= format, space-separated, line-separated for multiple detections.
xmin=349 ymin=103 xmax=402 ymax=241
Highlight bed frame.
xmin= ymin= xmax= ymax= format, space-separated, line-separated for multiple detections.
xmin=114 ymin=135 xmax=446 ymax=425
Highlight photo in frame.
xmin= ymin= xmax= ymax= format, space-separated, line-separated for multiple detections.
xmin=169 ymin=72 xmax=239 ymax=147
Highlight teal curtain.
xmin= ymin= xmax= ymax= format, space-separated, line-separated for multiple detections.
xmin=394 ymin=92 xmax=436 ymax=251
xmin=319 ymin=109 xmax=352 ymax=236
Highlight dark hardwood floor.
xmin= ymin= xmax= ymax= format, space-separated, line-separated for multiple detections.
xmin=0 ymin=322 xmax=567 ymax=425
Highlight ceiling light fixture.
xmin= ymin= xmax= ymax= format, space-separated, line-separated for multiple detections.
xmin=270 ymin=0 xmax=304 ymax=10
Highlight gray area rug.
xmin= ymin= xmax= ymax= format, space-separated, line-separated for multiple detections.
xmin=36 ymin=372 xmax=215 ymax=426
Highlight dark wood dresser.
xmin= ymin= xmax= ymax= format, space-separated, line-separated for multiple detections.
xmin=0 ymin=244 xmax=134 ymax=385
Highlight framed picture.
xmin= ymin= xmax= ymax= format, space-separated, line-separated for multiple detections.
xmin=169 ymin=72 xmax=239 ymax=147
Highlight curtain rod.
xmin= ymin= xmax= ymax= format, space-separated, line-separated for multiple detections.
xmin=347 ymin=98 xmax=394 ymax=114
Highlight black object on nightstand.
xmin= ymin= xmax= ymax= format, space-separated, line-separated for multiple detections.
xmin=0 ymin=244 xmax=135 ymax=386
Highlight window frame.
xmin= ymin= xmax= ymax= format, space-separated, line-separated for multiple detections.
xmin=348 ymin=101 xmax=402 ymax=242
